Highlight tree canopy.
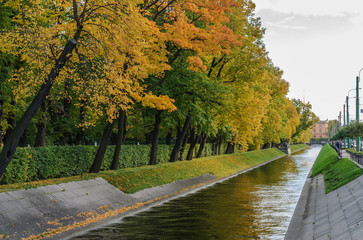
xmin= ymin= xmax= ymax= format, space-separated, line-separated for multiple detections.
xmin=0 ymin=0 xmax=317 ymax=177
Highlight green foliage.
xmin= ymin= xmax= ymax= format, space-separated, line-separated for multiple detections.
xmin=332 ymin=121 xmax=363 ymax=140
xmin=0 ymin=3 xmax=14 ymax=29
xmin=0 ymin=148 xmax=285 ymax=193
xmin=0 ymin=143 xmax=215 ymax=184
xmin=292 ymin=99 xmax=319 ymax=141
xmin=310 ymin=144 xmax=363 ymax=193
xmin=346 ymin=149 xmax=361 ymax=154
xmin=0 ymin=147 xmax=37 ymax=184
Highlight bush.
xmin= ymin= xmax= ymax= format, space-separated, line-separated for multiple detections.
xmin=0 ymin=143 xmax=217 ymax=184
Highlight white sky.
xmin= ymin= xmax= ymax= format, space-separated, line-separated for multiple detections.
xmin=253 ymin=0 xmax=363 ymax=122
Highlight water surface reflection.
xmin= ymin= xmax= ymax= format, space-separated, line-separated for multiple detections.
xmin=73 ymin=146 xmax=321 ymax=240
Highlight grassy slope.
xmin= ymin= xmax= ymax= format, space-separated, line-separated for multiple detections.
xmin=311 ymin=144 xmax=339 ymax=177
xmin=311 ymin=144 xmax=363 ymax=193
xmin=0 ymin=148 xmax=285 ymax=194
xmin=290 ymin=144 xmax=309 ymax=153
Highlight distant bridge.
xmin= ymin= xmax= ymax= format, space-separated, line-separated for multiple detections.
xmin=307 ymin=142 xmax=326 ymax=146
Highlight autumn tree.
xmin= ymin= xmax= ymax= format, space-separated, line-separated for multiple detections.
xmin=205 ymin=0 xmax=271 ymax=151
xmin=0 ymin=2 xmax=17 ymax=146
xmin=140 ymin=0 xmax=242 ymax=164
xmin=251 ymin=66 xmax=300 ymax=149
xmin=0 ymin=0 xmax=175 ymax=177
xmin=292 ymin=99 xmax=319 ymax=142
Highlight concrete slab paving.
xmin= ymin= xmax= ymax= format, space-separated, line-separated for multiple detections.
xmin=285 ymin=150 xmax=363 ymax=240
xmin=0 ymin=174 xmax=219 ymax=239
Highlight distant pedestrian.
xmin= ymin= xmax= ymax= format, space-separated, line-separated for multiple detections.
xmin=336 ymin=141 xmax=342 ymax=158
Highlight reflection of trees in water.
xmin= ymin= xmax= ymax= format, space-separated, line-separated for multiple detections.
xmin=73 ymin=150 xmax=317 ymax=240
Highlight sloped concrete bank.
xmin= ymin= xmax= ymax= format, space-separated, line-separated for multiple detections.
xmin=0 ymin=154 xmax=288 ymax=240
xmin=285 ymin=159 xmax=363 ymax=239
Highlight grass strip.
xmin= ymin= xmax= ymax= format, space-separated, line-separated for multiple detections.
xmin=290 ymin=144 xmax=309 ymax=153
xmin=311 ymin=144 xmax=363 ymax=193
xmin=0 ymin=148 xmax=285 ymax=194
xmin=323 ymin=158 xmax=363 ymax=193
xmin=311 ymin=144 xmax=339 ymax=177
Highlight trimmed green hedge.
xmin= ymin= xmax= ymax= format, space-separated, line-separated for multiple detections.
xmin=0 ymin=143 xmax=224 ymax=184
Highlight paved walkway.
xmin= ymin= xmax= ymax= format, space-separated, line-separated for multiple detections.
xmin=285 ymin=150 xmax=363 ymax=240
xmin=342 ymin=149 xmax=351 ymax=159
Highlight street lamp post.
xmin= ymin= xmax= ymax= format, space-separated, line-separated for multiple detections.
xmin=347 ymin=88 xmax=355 ymax=149
xmin=357 ymin=76 xmax=360 ymax=151
xmin=357 ymin=68 xmax=363 ymax=151
xmin=347 ymin=96 xmax=350 ymax=149
xmin=343 ymin=104 xmax=346 ymax=126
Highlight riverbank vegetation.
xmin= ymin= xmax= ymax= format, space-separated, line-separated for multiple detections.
xmin=0 ymin=143 xmax=218 ymax=184
xmin=0 ymin=148 xmax=286 ymax=193
xmin=290 ymin=144 xmax=309 ymax=153
xmin=0 ymin=0 xmax=317 ymax=181
xmin=311 ymin=144 xmax=363 ymax=193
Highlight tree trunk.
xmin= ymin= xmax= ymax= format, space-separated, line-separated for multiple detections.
xmin=262 ymin=142 xmax=271 ymax=149
xmin=74 ymin=101 xmax=85 ymax=145
xmin=74 ymin=129 xmax=84 ymax=145
xmin=178 ymin=126 xmax=190 ymax=161
xmin=196 ymin=132 xmax=207 ymax=158
xmin=212 ymin=137 xmax=218 ymax=155
xmin=2 ymin=100 xmax=16 ymax=144
xmin=225 ymin=141 xmax=235 ymax=154
xmin=187 ymin=129 xmax=199 ymax=160
xmin=19 ymin=131 xmax=27 ymax=147
xmin=122 ymin=112 xmax=127 ymax=144
xmin=166 ymin=130 xmax=172 ymax=145
xmin=217 ymin=135 xmax=222 ymax=155
xmin=170 ymin=114 xmax=192 ymax=162
xmin=63 ymin=80 xmax=71 ymax=119
xmin=34 ymin=103 xmax=47 ymax=147
xmin=89 ymin=119 xmax=116 ymax=173
xmin=149 ymin=111 xmax=161 ymax=165
xmin=59 ymin=80 xmax=72 ymax=145
xmin=0 ymin=100 xmax=4 ymax=145
xmin=111 ymin=110 xmax=126 ymax=170
xmin=145 ymin=131 xmax=153 ymax=145
xmin=0 ymin=35 xmax=80 ymax=178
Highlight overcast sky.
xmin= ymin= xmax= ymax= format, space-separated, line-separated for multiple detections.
xmin=253 ymin=0 xmax=363 ymax=122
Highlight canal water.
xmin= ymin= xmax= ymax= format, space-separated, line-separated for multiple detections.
xmin=73 ymin=146 xmax=321 ymax=240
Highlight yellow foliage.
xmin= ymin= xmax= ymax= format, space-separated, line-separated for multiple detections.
xmin=141 ymin=93 xmax=177 ymax=112
xmin=1 ymin=0 xmax=172 ymax=126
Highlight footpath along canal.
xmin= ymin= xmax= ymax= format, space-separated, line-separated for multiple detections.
xmin=71 ymin=146 xmax=321 ymax=240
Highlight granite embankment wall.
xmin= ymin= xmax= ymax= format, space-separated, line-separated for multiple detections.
xmin=0 ymin=146 xmax=298 ymax=240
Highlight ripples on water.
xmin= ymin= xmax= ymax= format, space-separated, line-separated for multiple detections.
xmin=73 ymin=146 xmax=322 ymax=240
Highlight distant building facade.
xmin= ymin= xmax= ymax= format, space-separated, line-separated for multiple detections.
xmin=312 ymin=120 xmax=329 ymax=139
